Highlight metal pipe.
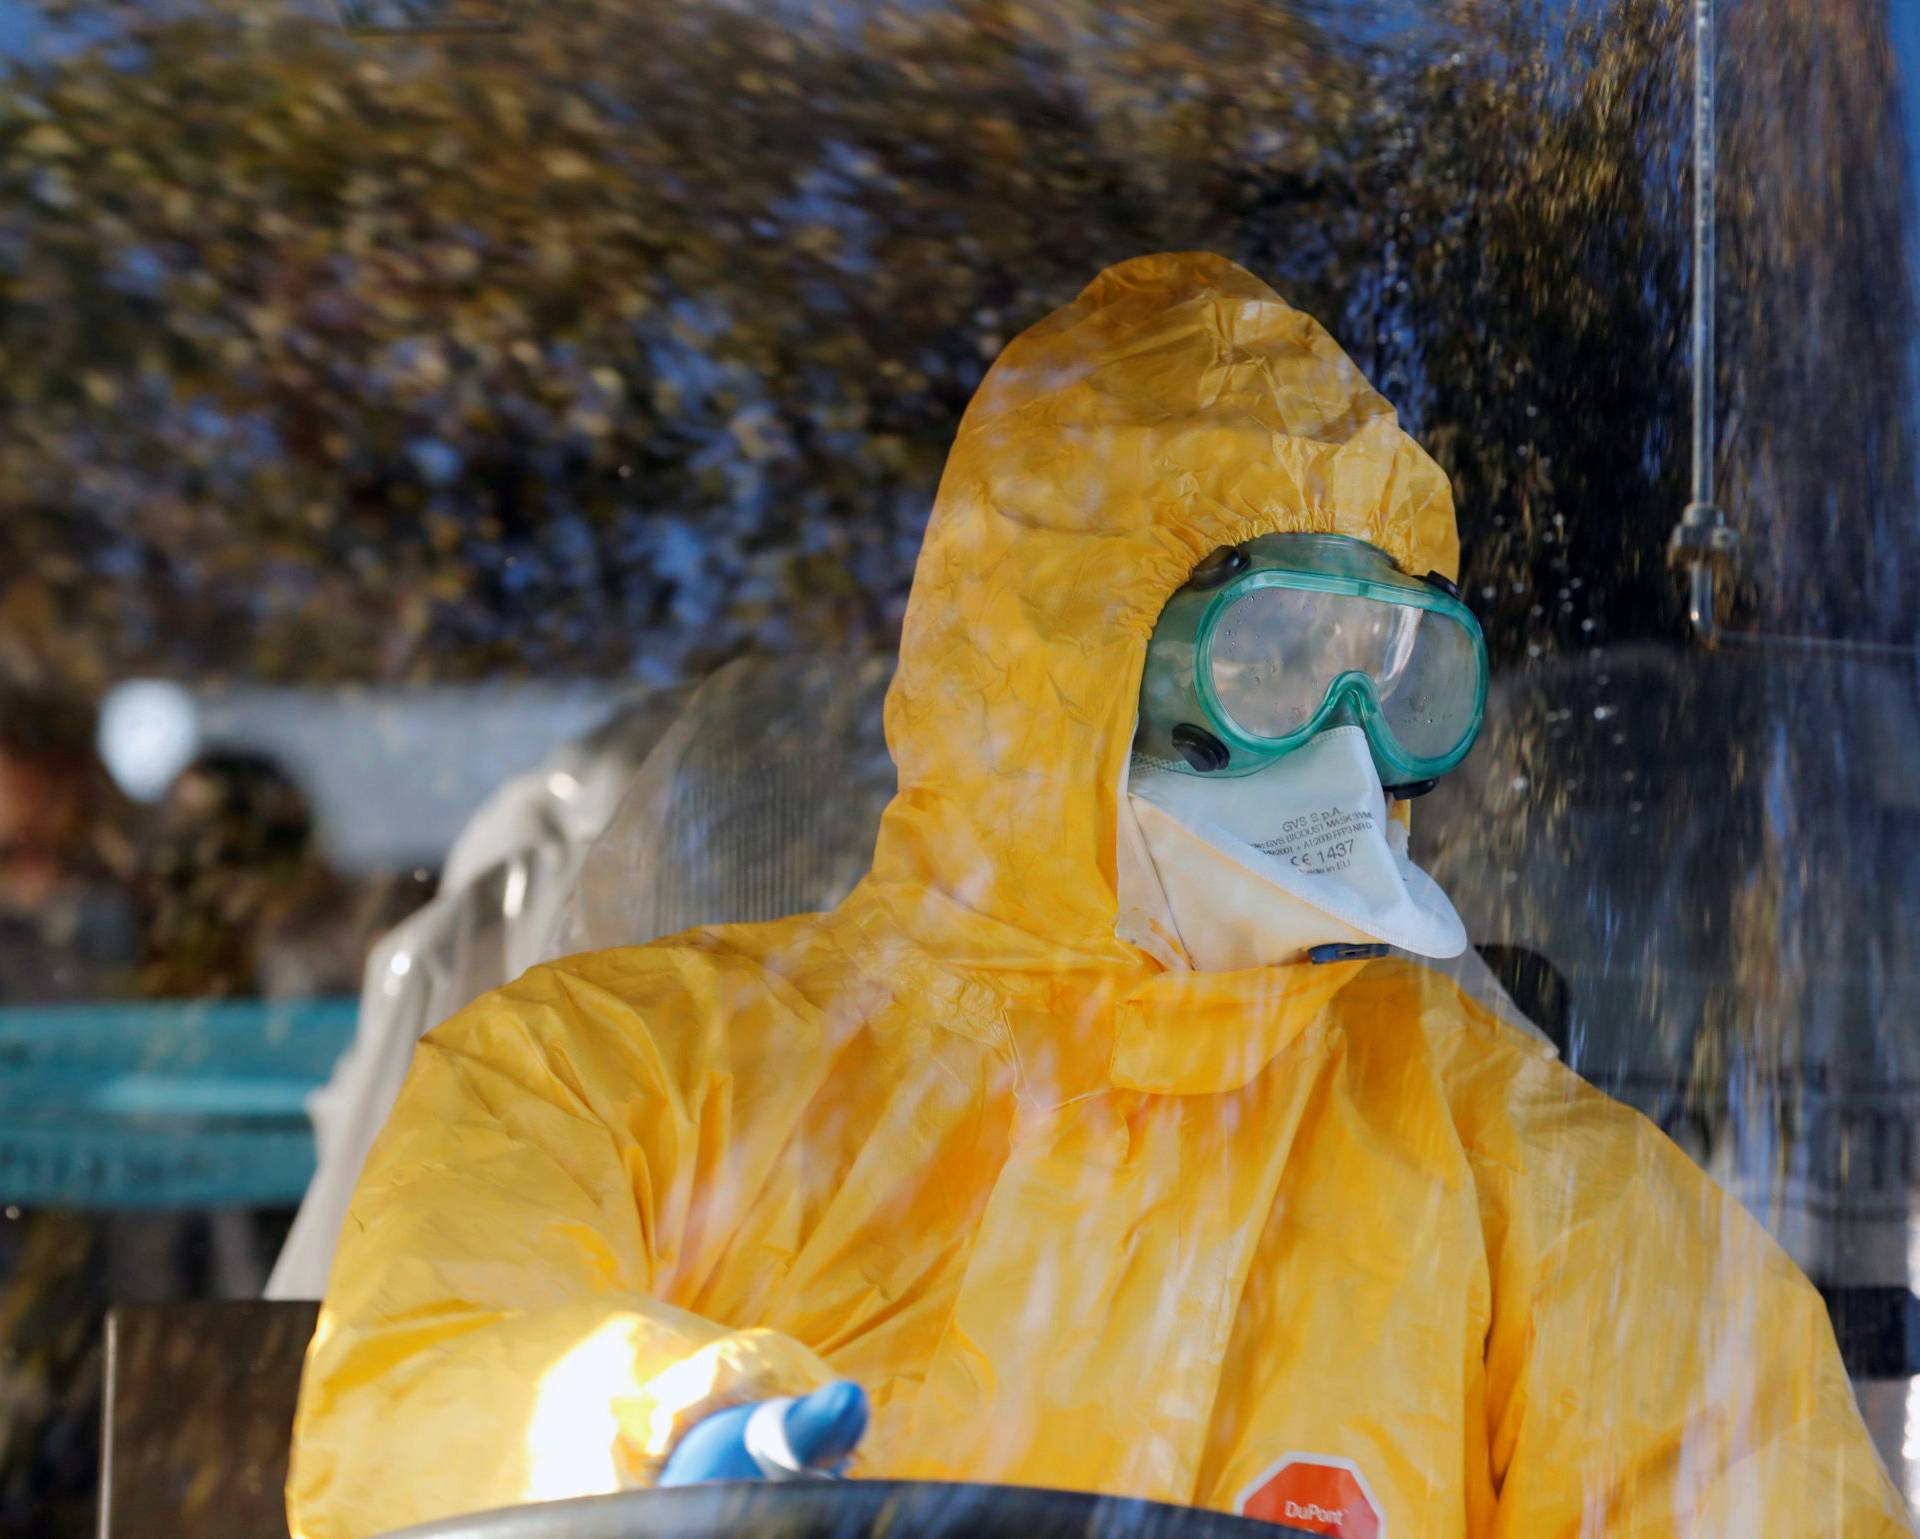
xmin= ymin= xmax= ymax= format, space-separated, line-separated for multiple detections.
xmin=1691 ymin=0 xmax=1715 ymax=514
xmin=1670 ymin=0 xmax=1734 ymax=645
xmin=1706 ymin=626 xmax=1920 ymax=664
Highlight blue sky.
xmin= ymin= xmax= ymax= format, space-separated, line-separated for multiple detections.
xmin=1894 ymin=2 xmax=1920 ymax=225
xmin=0 ymin=0 xmax=33 ymax=54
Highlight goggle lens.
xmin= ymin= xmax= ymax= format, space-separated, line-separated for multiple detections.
xmin=1208 ymin=586 xmax=1420 ymax=738
xmin=1374 ymin=605 xmax=1482 ymax=760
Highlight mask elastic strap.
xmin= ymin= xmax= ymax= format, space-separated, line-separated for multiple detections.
xmin=1307 ymin=942 xmax=1390 ymax=964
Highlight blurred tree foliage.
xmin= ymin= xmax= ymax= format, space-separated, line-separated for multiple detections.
xmin=0 ymin=0 xmax=1909 ymax=690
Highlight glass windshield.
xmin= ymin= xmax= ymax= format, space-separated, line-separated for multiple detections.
xmin=3 ymin=2 xmax=1917 ymax=1536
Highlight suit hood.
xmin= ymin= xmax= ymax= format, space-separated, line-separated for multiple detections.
xmin=866 ymin=252 xmax=1459 ymax=965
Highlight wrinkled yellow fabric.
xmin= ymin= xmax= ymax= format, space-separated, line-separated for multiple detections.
xmin=288 ymin=253 xmax=1909 ymax=1538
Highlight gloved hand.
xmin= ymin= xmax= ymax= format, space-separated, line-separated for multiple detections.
xmin=658 ymin=1380 xmax=869 ymax=1486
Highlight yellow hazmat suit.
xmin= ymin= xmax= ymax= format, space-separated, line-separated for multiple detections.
xmin=289 ymin=254 xmax=1909 ymax=1538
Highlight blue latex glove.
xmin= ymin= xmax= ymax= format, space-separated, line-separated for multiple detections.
xmin=658 ymin=1380 xmax=869 ymax=1486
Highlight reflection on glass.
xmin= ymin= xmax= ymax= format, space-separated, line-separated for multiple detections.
xmin=0 ymin=0 xmax=1916 ymax=1533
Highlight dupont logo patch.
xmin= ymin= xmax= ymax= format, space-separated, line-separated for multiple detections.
xmin=1236 ymin=1453 xmax=1385 ymax=1538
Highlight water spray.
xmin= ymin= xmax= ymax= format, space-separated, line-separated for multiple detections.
xmin=1664 ymin=0 xmax=1916 ymax=664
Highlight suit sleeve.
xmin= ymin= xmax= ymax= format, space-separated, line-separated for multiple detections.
xmin=1478 ymin=1060 xmax=1911 ymax=1537
xmin=286 ymin=957 xmax=838 ymax=1539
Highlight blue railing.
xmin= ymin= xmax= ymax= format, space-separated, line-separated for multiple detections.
xmin=0 ymin=997 xmax=358 ymax=1208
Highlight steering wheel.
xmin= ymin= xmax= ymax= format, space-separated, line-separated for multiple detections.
xmin=373 ymin=1480 xmax=1318 ymax=1538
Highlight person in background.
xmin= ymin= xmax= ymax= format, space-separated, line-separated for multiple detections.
xmin=139 ymin=750 xmax=408 ymax=1002
xmin=0 ymin=686 xmax=140 ymax=1004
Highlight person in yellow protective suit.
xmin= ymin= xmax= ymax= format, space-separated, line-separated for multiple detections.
xmin=288 ymin=253 xmax=1910 ymax=1538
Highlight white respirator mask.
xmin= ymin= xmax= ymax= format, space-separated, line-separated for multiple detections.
xmin=1121 ymin=723 xmax=1468 ymax=971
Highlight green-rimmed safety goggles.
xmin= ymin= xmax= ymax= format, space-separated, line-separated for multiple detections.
xmin=1136 ymin=533 xmax=1489 ymax=789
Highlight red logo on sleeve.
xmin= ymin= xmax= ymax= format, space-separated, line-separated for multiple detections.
xmin=1236 ymin=1453 xmax=1384 ymax=1538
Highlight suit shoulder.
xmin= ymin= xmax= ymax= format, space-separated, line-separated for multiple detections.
xmin=424 ymin=915 xmax=849 ymax=1090
xmin=1339 ymin=958 xmax=1701 ymax=1187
